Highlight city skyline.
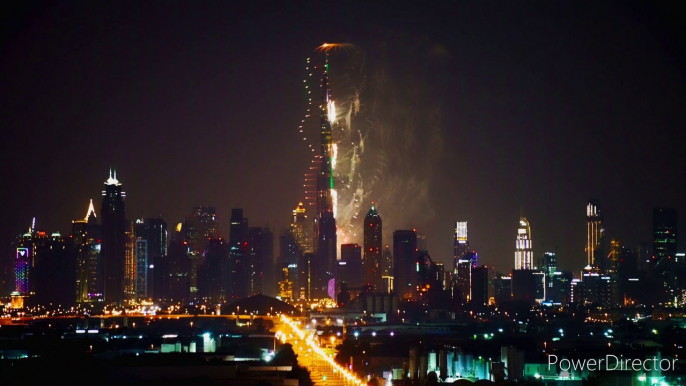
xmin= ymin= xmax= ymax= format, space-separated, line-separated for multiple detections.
xmin=2 ymin=1 xmax=685 ymax=274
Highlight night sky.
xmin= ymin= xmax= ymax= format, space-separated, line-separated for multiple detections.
xmin=1 ymin=1 xmax=685 ymax=273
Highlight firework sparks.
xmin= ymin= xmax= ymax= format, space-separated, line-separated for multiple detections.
xmin=316 ymin=43 xmax=354 ymax=52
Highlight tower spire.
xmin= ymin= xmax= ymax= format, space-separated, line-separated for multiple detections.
xmin=85 ymin=199 xmax=96 ymax=221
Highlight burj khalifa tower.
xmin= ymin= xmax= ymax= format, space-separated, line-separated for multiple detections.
xmin=313 ymin=63 xmax=337 ymax=300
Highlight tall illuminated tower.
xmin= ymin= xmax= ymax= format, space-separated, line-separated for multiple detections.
xmin=313 ymin=63 xmax=337 ymax=299
xmin=515 ymin=217 xmax=533 ymax=270
xmin=73 ymin=199 xmax=101 ymax=303
xmin=586 ymin=200 xmax=605 ymax=269
xmin=101 ymin=169 xmax=126 ymax=305
xmin=291 ymin=202 xmax=312 ymax=254
xmin=363 ymin=204 xmax=382 ymax=290
xmin=453 ymin=222 xmax=469 ymax=273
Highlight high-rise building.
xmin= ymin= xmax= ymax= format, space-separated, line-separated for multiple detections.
xmin=101 ymin=169 xmax=126 ymax=305
xmin=147 ymin=217 xmax=168 ymax=301
xmin=381 ymin=245 xmax=393 ymax=293
xmin=453 ymin=222 xmax=469 ymax=274
xmin=363 ymin=205 xmax=382 ymax=290
xmin=199 ymin=238 xmax=226 ymax=302
xmin=134 ymin=227 xmax=148 ymax=300
xmin=544 ymin=252 xmax=557 ymax=276
xmin=184 ymin=206 xmax=218 ymax=295
xmin=514 ymin=218 xmax=533 ymax=270
xmin=291 ymin=202 xmax=312 ymax=254
xmin=339 ymin=244 xmax=363 ymax=290
xmin=229 ymin=208 xmax=248 ymax=299
xmin=247 ymin=227 xmax=273 ymax=296
xmin=132 ymin=218 xmax=168 ymax=302
xmin=548 ymin=271 xmax=572 ymax=305
xmin=653 ymin=208 xmax=677 ymax=266
xmin=124 ymin=220 xmax=136 ymax=302
xmin=73 ymin=200 xmax=102 ymax=303
xmin=494 ymin=273 xmax=512 ymax=305
xmin=313 ymin=67 xmax=337 ymax=300
xmin=14 ymin=226 xmax=35 ymax=296
xmin=471 ymin=266 xmax=489 ymax=310
xmin=166 ymin=237 xmax=190 ymax=302
xmin=315 ymin=211 xmax=336 ymax=299
xmin=586 ymin=200 xmax=605 ymax=269
xmin=13 ymin=224 xmax=77 ymax=307
xmin=454 ymin=253 xmax=473 ymax=304
xmin=33 ymin=232 xmax=77 ymax=308
xmin=393 ymin=230 xmax=417 ymax=300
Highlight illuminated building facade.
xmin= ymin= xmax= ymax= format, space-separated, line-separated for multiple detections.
xmin=73 ymin=200 xmax=101 ymax=303
xmin=382 ymin=245 xmax=393 ymax=293
xmin=586 ymin=200 xmax=605 ymax=269
xmin=313 ymin=67 xmax=337 ymax=300
xmin=124 ymin=220 xmax=136 ymax=302
xmin=453 ymin=222 xmax=469 ymax=273
xmin=514 ymin=217 xmax=533 ymax=270
xmin=291 ymin=202 xmax=312 ymax=254
xmin=454 ymin=253 xmax=473 ymax=303
xmin=393 ymin=230 xmax=417 ymax=300
xmin=363 ymin=205 xmax=382 ymax=290
xmin=101 ymin=169 xmax=127 ymax=305
xmin=653 ymin=207 xmax=677 ymax=266
xmin=15 ymin=238 xmax=31 ymax=295
xmin=134 ymin=236 xmax=148 ymax=300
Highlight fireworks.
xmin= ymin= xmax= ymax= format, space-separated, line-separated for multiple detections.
xmin=296 ymin=40 xmax=443 ymax=247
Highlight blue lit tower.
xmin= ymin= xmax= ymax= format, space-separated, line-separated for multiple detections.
xmin=101 ymin=169 xmax=126 ymax=306
xmin=313 ymin=60 xmax=337 ymax=299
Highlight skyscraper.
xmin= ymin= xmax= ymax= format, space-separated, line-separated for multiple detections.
xmin=101 ymin=169 xmax=126 ymax=305
xmin=124 ymin=220 xmax=136 ymax=302
xmin=147 ymin=217 xmax=168 ymax=301
xmin=339 ymin=243 xmax=363 ymax=290
xmin=393 ymin=230 xmax=417 ymax=300
xmin=453 ymin=222 xmax=469 ymax=274
xmin=247 ymin=227 xmax=273 ymax=296
xmin=586 ymin=200 xmax=605 ymax=269
xmin=229 ymin=208 xmax=248 ymax=299
xmin=184 ymin=206 xmax=218 ymax=296
xmin=73 ymin=200 xmax=101 ymax=303
xmin=199 ymin=238 xmax=226 ymax=302
xmin=313 ymin=66 xmax=337 ymax=300
xmin=363 ymin=204 xmax=382 ymax=290
xmin=514 ymin=218 xmax=533 ymax=270
xmin=33 ymin=232 xmax=77 ymax=308
xmin=653 ymin=208 xmax=677 ymax=266
xmin=471 ymin=265 xmax=489 ymax=310
xmin=134 ymin=221 xmax=148 ymax=301
xmin=455 ymin=251 xmax=475 ymax=304
xmin=291 ymin=202 xmax=312 ymax=254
